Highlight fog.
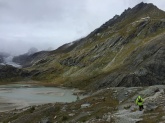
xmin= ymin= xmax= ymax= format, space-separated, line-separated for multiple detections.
xmin=0 ymin=0 xmax=165 ymax=55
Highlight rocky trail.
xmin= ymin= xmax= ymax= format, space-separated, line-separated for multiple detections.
xmin=1 ymin=85 xmax=165 ymax=123
xmin=113 ymin=109 xmax=143 ymax=123
xmin=112 ymin=85 xmax=165 ymax=123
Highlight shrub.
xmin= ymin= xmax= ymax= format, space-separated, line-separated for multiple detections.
xmin=29 ymin=106 xmax=35 ymax=113
xmin=62 ymin=115 xmax=68 ymax=121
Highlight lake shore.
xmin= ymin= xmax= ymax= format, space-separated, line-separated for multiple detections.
xmin=0 ymin=82 xmax=86 ymax=113
xmin=1 ymin=85 xmax=165 ymax=123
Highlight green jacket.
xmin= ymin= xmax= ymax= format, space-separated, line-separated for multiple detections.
xmin=136 ymin=96 xmax=144 ymax=106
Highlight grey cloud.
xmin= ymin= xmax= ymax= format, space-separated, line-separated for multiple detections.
xmin=0 ymin=0 xmax=88 ymax=23
xmin=0 ymin=0 xmax=165 ymax=55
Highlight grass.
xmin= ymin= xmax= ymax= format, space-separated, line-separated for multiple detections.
xmin=66 ymin=89 xmax=119 ymax=122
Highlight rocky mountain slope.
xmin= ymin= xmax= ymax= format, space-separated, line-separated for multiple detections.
xmin=0 ymin=65 xmax=29 ymax=82
xmin=9 ymin=2 xmax=165 ymax=90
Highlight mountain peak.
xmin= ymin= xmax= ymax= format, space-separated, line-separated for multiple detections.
xmin=134 ymin=2 xmax=148 ymax=9
xmin=119 ymin=2 xmax=165 ymax=23
xmin=133 ymin=2 xmax=157 ymax=11
xmin=87 ymin=2 xmax=165 ymax=38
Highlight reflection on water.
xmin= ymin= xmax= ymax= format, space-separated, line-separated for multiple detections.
xmin=0 ymin=84 xmax=84 ymax=112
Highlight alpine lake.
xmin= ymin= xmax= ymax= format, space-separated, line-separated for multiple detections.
xmin=0 ymin=83 xmax=85 ymax=112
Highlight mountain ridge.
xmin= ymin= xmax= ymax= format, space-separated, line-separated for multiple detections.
xmin=5 ymin=2 xmax=165 ymax=90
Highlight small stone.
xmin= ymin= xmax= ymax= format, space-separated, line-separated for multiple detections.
xmin=106 ymin=115 xmax=111 ymax=122
xmin=81 ymin=103 xmax=90 ymax=108
xmin=40 ymin=118 xmax=50 ymax=123
xmin=54 ymin=115 xmax=57 ymax=119
xmin=69 ymin=113 xmax=75 ymax=116
xmin=162 ymin=116 xmax=165 ymax=120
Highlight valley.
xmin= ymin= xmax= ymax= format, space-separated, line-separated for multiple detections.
xmin=0 ymin=2 xmax=165 ymax=123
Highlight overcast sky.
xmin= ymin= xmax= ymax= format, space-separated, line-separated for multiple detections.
xmin=0 ymin=0 xmax=165 ymax=55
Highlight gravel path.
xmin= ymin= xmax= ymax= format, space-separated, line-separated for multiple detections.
xmin=113 ymin=109 xmax=143 ymax=123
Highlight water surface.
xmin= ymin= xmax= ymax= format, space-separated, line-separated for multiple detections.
xmin=0 ymin=84 xmax=82 ymax=112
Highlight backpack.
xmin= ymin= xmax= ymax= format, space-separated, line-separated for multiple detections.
xmin=138 ymin=98 xmax=142 ymax=102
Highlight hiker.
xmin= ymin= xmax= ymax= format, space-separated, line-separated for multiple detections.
xmin=136 ymin=95 xmax=144 ymax=111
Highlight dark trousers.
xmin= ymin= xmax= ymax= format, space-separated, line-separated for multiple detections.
xmin=139 ymin=105 xmax=144 ymax=111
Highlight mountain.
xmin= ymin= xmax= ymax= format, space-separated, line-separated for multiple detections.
xmin=13 ymin=47 xmax=40 ymax=67
xmin=0 ymin=65 xmax=29 ymax=82
xmin=0 ymin=52 xmax=21 ymax=68
xmin=13 ymin=51 xmax=50 ymax=67
xmin=4 ymin=2 xmax=165 ymax=89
